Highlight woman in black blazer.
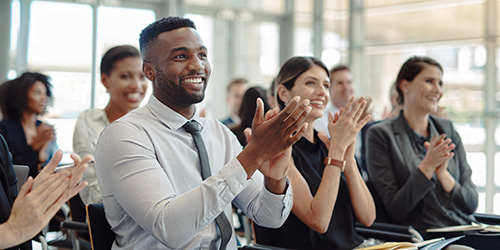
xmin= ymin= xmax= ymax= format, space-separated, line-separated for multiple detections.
xmin=366 ymin=56 xmax=478 ymax=233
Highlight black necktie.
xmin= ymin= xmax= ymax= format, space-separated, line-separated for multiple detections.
xmin=183 ymin=121 xmax=232 ymax=250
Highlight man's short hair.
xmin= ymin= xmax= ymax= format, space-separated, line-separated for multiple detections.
xmin=227 ymin=78 xmax=248 ymax=93
xmin=139 ymin=17 xmax=196 ymax=59
xmin=329 ymin=64 xmax=350 ymax=76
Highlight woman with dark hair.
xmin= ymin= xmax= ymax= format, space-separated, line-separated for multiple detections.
xmin=366 ymin=56 xmax=479 ymax=243
xmin=0 ymin=72 xmax=57 ymax=178
xmin=254 ymin=56 xmax=375 ymax=250
xmin=230 ymin=86 xmax=270 ymax=146
xmin=73 ymin=45 xmax=148 ymax=204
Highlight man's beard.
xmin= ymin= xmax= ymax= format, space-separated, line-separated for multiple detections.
xmin=155 ymin=69 xmax=206 ymax=106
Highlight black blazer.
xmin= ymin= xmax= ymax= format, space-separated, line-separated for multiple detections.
xmin=365 ymin=113 xmax=478 ymax=227
xmin=0 ymin=134 xmax=31 ymax=250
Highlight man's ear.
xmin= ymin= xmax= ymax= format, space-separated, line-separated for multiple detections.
xmin=101 ymin=74 xmax=109 ymax=89
xmin=276 ymin=85 xmax=290 ymax=105
xmin=143 ymin=62 xmax=155 ymax=81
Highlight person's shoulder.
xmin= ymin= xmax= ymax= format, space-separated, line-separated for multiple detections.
xmin=76 ymin=109 xmax=106 ymax=121
xmin=220 ymin=116 xmax=233 ymax=126
xmin=0 ymin=119 xmax=20 ymax=132
xmin=368 ymin=118 xmax=393 ymax=131
xmin=430 ymin=115 xmax=453 ymax=127
xmin=105 ymin=106 xmax=153 ymax=131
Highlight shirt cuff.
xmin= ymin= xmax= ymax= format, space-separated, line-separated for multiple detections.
xmin=261 ymin=177 xmax=293 ymax=218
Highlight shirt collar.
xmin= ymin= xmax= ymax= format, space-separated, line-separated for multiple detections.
xmin=146 ymin=95 xmax=203 ymax=131
xmin=401 ymin=113 xmax=439 ymax=143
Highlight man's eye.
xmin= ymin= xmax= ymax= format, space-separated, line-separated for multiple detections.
xmin=174 ymin=54 xmax=186 ymax=59
xmin=199 ymin=53 xmax=207 ymax=59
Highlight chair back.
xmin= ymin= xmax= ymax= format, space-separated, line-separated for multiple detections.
xmin=68 ymin=194 xmax=90 ymax=241
xmin=86 ymin=203 xmax=114 ymax=250
xmin=13 ymin=165 xmax=29 ymax=191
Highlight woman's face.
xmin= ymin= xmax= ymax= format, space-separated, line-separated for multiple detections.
xmin=26 ymin=81 xmax=48 ymax=115
xmin=402 ymin=64 xmax=443 ymax=114
xmin=102 ymin=56 xmax=148 ymax=111
xmin=281 ymin=64 xmax=330 ymax=120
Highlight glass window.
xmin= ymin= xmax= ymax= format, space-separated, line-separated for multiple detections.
xmin=495 ymin=153 xmax=500 ymax=186
xmin=294 ymin=0 xmax=313 ymax=56
xmin=366 ymin=0 xmax=436 ymax=8
xmin=27 ymin=1 xmax=93 ymax=154
xmin=477 ymin=192 xmax=485 ymax=213
xmin=185 ymin=0 xmax=285 ymax=14
xmin=94 ymin=6 xmax=155 ymax=109
xmin=28 ymin=1 xmax=93 ymax=71
xmin=469 ymin=152 xmax=486 ymax=187
xmin=366 ymin=2 xmax=484 ymax=46
xmin=323 ymin=1 xmax=349 ymax=69
xmin=8 ymin=0 xmax=20 ymax=79
xmin=324 ymin=0 xmax=348 ymax=11
xmin=494 ymin=193 xmax=500 ymax=214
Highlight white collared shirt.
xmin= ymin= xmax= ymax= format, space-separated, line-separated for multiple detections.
xmin=73 ymin=108 xmax=110 ymax=204
xmin=95 ymin=96 xmax=292 ymax=250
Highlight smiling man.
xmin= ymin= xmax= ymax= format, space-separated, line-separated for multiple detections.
xmin=95 ymin=17 xmax=311 ymax=249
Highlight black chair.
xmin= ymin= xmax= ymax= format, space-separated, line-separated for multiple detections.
xmin=86 ymin=203 xmax=115 ymax=250
xmin=61 ymin=194 xmax=91 ymax=250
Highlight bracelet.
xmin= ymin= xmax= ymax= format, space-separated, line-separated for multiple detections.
xmin=324 ymin=157 xmax=346 ymax=172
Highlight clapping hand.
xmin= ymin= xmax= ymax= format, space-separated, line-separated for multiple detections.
xmin=419 ymin=134 xmax=455 ymax=179
xmin=325 ymin=97 xmax=371 ymax=152
xmin=34 ymin=150 xmax=90 ymax=200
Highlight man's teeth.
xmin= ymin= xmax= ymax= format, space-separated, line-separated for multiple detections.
xmin=127 ymin=93 xmax=141 ymax=100
xmin=183 ymin=78 xmax=203 ymax=83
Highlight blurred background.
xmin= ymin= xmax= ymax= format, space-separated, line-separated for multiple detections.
xmin=0 ymin=0 xmax=499 ymax=214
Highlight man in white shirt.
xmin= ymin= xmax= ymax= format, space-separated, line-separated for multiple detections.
xmin=95 ymin=16 xmax=311 ymax=249
xmin=221 ymin=78 xmax=248 ymax=127
xmin=315 ymin=65 xmax=354 ymax=134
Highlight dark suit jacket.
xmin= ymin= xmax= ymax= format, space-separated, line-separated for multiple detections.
xmin=365 ymin=113 xmax=478 ymax=228
xmin=0 ymin=119 xmax=58 ymax=177
xmin=0 ymin=134 xmax=31 ymax=250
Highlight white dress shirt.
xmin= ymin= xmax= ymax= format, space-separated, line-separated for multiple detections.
xmin=95 ymin=96 xmax=293 ymax=250
xmin=73 ymin=109 xmax=110 ymax=204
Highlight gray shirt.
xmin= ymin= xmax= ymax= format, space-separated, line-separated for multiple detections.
xmin=95 ymin=96 xmax=293 ymax=250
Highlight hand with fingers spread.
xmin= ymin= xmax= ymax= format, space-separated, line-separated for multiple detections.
xmin=33 ymin=150 xmax=90 ymax=198
xmin=237 ymin=96 xmax=311 ymax=193
xmin=1 ymin=174 xmax=70 ymax=248
xmin=326 ymin=97 xmax=371 ymax=155
xmin=419 ymin=134 xmax=456 ymax=179
xmin=0 ymin=150 xmax=90 ymax=249
xmin=243 ymin=107 xmax=292 ymax=183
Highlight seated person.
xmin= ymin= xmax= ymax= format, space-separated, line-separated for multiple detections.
xmin=0 ymin=72 xmax=58 ymax=177
xmin=230 ymin=86 xmax=270 ymax=146
xmin=220 ymin=78 xmax=248 ymax=126
xmin=254 ymin=56 xmax=376 ymax=250
xmin=94 ymin=17 xmax=310 ymax=249
xmin=366 ymin=56 xmax=479 ymax=237
xmin=0 ymin=134 xmax=90 ymax=250
xmin=73 ymin=45 xmax=148 ymax=204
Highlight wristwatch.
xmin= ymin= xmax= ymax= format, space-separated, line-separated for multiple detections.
xmin=324 ymin=157 xmax=346 ymax=172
